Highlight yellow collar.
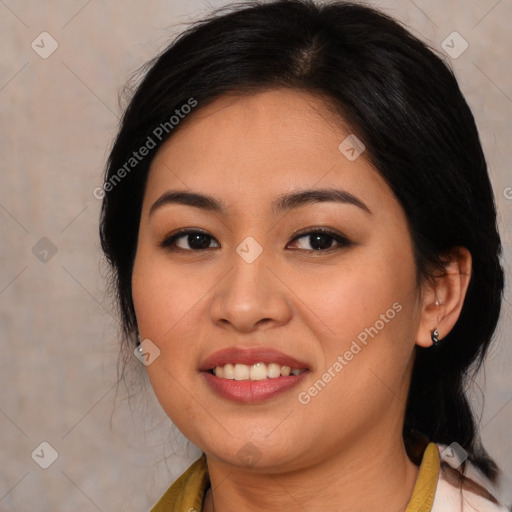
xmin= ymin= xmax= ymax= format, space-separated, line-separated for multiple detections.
xmin=150 ymin=443 xmax=440 ymax=512
xmin=405 ymin=442 xmax=440 ymax=512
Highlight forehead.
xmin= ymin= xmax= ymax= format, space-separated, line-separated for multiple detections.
xmin=144 ymin=88 xmax=394 ymax=215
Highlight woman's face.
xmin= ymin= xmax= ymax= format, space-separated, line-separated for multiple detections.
xmin=132 ymin=88 xmax=426 ymax=470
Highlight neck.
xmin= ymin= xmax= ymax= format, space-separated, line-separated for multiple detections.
xmin=203 ymin=432 xmax=420 ymax=512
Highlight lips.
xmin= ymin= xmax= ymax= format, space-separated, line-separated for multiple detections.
xmin=199 ymin=346 xmax=311 ymax=372
xmin=201 ymin=370 xmax=309 ymax=403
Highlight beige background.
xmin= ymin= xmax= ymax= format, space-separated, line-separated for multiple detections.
xmin=1 ymin=0 xmax=511 ymax=510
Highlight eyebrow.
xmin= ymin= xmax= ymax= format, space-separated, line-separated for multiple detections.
xmin=149 ymin=187 xmax=372 ymax=217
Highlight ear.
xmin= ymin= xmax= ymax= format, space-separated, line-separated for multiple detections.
xmin=415 ymin=246 xmax=472 ymax=348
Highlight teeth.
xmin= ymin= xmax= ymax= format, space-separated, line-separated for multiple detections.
xmin=267 ymin=363 xmax=281 ymax=378
xmin=234 ymin=363 xmax=249 ymax=380
xmin=223 ymin=363 xmax=234 ymax=379
xmin=249 ymin=362 xmax=267 ymax=381
xmin=212 ymin=362 xmax=306 ymax=380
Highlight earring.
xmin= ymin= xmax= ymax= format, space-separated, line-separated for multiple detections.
xmin=136 ymin=333 xmax=143 ymax=353
xmin=431 ymin=328 xmax=440 ymax=347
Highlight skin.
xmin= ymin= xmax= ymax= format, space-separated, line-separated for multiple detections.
xmin=131 ymin=88 xmax=472 ymax=512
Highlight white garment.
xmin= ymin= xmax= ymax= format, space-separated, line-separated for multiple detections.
xmin=432 ymin=445 xmax=511 ymax=512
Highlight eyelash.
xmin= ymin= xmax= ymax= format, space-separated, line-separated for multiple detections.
xmin=159 ymin=227 xmax=352 ymax=254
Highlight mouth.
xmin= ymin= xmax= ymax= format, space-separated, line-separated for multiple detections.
xmin=206 ymin=362 xmax=308 ymax=380
xmin=199 ymin=346 xmax=311 ymax=377
xmin=199 ymin=347 xmax=311 ymax=403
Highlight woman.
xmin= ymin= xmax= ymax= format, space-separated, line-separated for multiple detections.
xmin=99 ymin=1 xmax=509 ymax=510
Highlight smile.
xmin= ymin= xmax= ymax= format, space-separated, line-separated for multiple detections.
xmin=209 ymin=362 xmax=307 ymax=380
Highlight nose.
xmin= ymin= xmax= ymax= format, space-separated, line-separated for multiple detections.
xmin=209 ymin=249 xmax=292 ymax=333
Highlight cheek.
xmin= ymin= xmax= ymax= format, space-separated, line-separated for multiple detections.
xmin=296 ymin=252 xmax=414 ymax=346
xmin=295 ymin=249 xmax=419 ymax=413
xmin=131 ymin=247 xmax=223 ymax=389
xmin=131 ymin=252 xmax=165 ymax=335
xmin=131 ymin=251 xmax=205 ymax=426
xmin=294 ymin=269 xmax=416 ymax=423
xmin=132 ymin=248 xmax=203 ymax=340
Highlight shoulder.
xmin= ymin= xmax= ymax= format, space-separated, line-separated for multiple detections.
xmin=433 ymin=477 xmax=510 ymax=512
xmin=149 ymin=454 xmax=209 ymax=512
xmin=431 ymin=444 xmax=510 ymax=512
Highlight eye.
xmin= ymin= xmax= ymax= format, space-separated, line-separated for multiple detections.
xmin=287 ymin=227 xmax=352 ymax=252
xmin=159 ymin=227 xmax=351 ymax=253
xmin=160 ymin=229 xmax=220 ymax=251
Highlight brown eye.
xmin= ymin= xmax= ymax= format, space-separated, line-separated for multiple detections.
xmin=288 ymin=228 xmax=352 ymax=252
xmin=160 ymin=230 xmax=220 ymax=251
xmin=160 ymin=227 xmax=351 ymax=253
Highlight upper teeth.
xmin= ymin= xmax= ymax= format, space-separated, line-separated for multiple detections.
xmin=212 ymin=363 xmax=306 ymax=380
